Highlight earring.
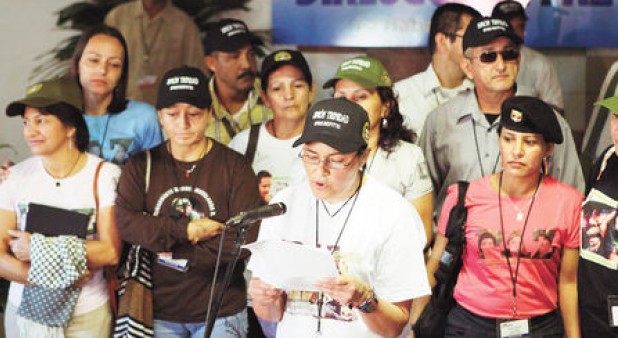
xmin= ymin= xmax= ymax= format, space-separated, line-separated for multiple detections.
xmin=381 ymin=117 xmax=388 ymax=129
xmin=69 ymin=141 xmax=73 ymax=151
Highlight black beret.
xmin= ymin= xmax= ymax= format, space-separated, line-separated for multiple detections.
xmin=499 ymin=96 xmax=563 ymax=144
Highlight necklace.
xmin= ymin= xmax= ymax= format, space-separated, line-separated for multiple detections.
xmin=508 ymin=196 xmax=533 ymax=222
xmin=44 ymin=153 xmax=82 ymax=187
xmin=321 ymin=188 xmax=359 ymax=218
xmin=169 ymin=140 xmax=207 ymax=179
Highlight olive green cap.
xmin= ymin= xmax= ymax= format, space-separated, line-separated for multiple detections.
xmin=6 ymin=76 xmax=83 ymax=117
xmin=323 ymin=55 xmax=392 ymax=89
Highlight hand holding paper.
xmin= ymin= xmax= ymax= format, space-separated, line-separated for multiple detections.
xmin=244 ymin=240 xmax=339 ymax=291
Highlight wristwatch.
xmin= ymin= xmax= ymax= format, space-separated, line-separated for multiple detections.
xmin=355 ymin=289 xmax=379 ymax=313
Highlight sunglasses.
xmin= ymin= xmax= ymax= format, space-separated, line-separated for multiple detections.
xmin=474 ymin=49 xmax=520 ymax=63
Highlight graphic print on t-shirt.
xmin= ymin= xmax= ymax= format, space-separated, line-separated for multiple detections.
xmin=283 ymin=242 xmax=358 ymax=323
xmin=153 ymin=186 xmax=216 ymax=221
xmin=580 ymin=189 xmax=618 ymax=269
xmin=475 ymin=227 xmax=557 ymax=262
xmin=88 ymin=137 xmax=133 ymax=165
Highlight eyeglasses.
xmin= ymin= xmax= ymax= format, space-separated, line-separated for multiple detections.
xmin=298 ymin=151 xmax=355 ymax=170
xmin=471 ymin=48 xmax=520 ymax=64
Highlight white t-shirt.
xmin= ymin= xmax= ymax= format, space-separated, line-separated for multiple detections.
xmin=249 ymin=177 xmax=430 ymax=338
xmin=365 ymin=140 xmax=433 ymax=201
xmin=0 ymin=154 xmax=120 ymax=315
xmin=229 ymin=123 xmax=304 ymax=197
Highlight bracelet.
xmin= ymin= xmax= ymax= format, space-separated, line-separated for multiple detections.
xmin=354 ymin=289 xmax=379 ymax=313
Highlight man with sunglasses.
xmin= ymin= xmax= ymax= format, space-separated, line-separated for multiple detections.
xmin=395 ymin=3 xmax=481 ymax=136
xmin=493 ymin=0 xmax=564 ymax=113
xmin=420 ymin=17 xmax=584 ymax=217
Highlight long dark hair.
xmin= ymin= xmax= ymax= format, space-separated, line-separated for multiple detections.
xmin=377 ymin=87 xmax=416 ymax=153
xmin=44 ymin=103 xmax=90 ymax=152
xmin=70 ymin=24 xmax=129 ymax=114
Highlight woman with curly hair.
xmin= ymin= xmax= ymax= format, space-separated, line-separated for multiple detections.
xmin=323 ymin=55 xmax=433 ymax=247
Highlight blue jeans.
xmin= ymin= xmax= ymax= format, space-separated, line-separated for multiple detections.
xmin=154 ymin=309 xmax=248 ymax=338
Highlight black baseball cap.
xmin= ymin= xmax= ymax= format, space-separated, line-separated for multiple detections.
xmin=156 ymin=66 xmax=211 ymax=110
xmin=499 ymin=96 xmax=563 ymax=144
xmin=260 ymin=50 xmax=313 ymax=91
xmin=203 ymin=18 xmax=264 ymax=55
xmin=463 ymin=17 xmax=522 ymax=52
xmin=293 ymin=98 xmax=369 ymax=153
xmin=492 ymin=1 xmax=528 ymax=21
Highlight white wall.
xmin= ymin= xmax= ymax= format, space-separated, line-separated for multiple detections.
xmin=0 ymin=0 xmax=76 ymax=163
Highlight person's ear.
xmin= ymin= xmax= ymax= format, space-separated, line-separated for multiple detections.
xmin=461 ymin=53 xmax=474 ymax=80
xmin=543 ymin=143 xmax=555 ymax=158
xmin=435 ymin=32 xmax=449 ymax=54
xmin=204 ymin=55 xmax=216 ymax=73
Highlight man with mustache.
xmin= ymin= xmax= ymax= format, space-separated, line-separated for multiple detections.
xmin=203 ymin=18 xmax=272 ymax=145
xmin=419 ymin=17 xmax=584 ymax=217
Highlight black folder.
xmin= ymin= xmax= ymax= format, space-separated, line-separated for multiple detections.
xmin=25 ymin=203 xmax=89 ymax=239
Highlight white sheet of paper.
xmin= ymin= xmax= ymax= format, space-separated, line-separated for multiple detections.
xmin=244 ymin=240 xmax=339 ymax=291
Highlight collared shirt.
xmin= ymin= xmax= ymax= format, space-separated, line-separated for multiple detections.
xmin=105 ymin=1 xmax=206 ymax=105
xmin=206 ymin=78 xmax=272 ymax=145
xmin=394 ymin=63 xmax=474 ymax=136
xmin=419 ymin=89 xmax=585 ymax=216
xmin=517 ymin=46 xmax=564 ymax=111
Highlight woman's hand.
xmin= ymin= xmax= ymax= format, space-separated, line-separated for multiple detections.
xmin=248 ymin=277 xmax=285 ymax=306
xmin=187 ymin=218 xmax=224 ymax=244
xmin=315 ymin=274 xmax=372 ymax=307
xmin=8 ymin=229 xmax=31 ymax=262
xmin=72 ymin=269 xmax=92 ymax=288
xmin=0 ymin=160 xmax=14 ymax=184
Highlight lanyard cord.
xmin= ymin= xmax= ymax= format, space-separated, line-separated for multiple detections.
xmin=498 ymin=171 xmax=542 ymax=316
xmin=472 ymin=118 xmax=500 ymax=177
xmin=98 ymin=114 xmax=111 ymax=153
xmin=314 ymin=176 xmax=363 ymax=335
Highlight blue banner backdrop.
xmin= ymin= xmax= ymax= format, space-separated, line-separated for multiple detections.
xmin=272 ymin=0 xmax=618 ymax=48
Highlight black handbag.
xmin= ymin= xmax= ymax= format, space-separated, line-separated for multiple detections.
xmin=413 ymin=181 xmax=469 ymax=338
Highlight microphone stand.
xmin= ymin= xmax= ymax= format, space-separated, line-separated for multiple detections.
xmin=203 ymin=218 xmax=251 ymax=338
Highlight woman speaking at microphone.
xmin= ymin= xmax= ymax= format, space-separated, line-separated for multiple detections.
xmin=247 ymin=98 xmax=430 ymax=337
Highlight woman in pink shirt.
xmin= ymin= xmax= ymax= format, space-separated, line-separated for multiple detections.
xmin=420 ymin=96 xmax=582 ymax=338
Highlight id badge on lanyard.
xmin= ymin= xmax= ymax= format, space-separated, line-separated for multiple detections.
xmin=497 ymin=319 xmax=530 ymax=338
xmin=608 ymin=295 xmax=618 ymax=326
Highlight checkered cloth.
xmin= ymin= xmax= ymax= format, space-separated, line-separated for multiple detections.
xmin=17 ymin=234 xmax=86 ymax=327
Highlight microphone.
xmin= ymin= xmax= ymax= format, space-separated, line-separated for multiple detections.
xmin=225 ymin=203 xmax=287 ymax=227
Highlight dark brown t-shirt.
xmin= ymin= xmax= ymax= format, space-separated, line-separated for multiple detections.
xmin=116 ymin=141 xmax=261 ymax=322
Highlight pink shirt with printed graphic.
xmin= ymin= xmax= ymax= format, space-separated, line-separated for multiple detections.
xmin=438 ymin=176 xmax=582 ymax=318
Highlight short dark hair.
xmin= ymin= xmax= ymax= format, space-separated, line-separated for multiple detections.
xmin=376 ymin=87 xmax=417 ymax=152
xmin=44 ymin=103 xmax=90 ymax=152
xmin=428 ymin=3 xmax=481 ymax=55
xmin=257 ymin=170 xmax=272 ymax=180
xmin=70 ymin=25 xmax=129 ymax=114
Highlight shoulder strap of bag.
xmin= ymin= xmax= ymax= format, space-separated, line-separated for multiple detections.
xmin=444 ymin=181 xmax=469 ymax=244
xmin=145 ymin=149 xmax=151 ymax=194
xmin=244 ymin=123 xmax=261 ymax=165
xmin=93 ymin=160 xmax=104 ymax=211
xmin=433 ymin=181 xmax=469 ymax=284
